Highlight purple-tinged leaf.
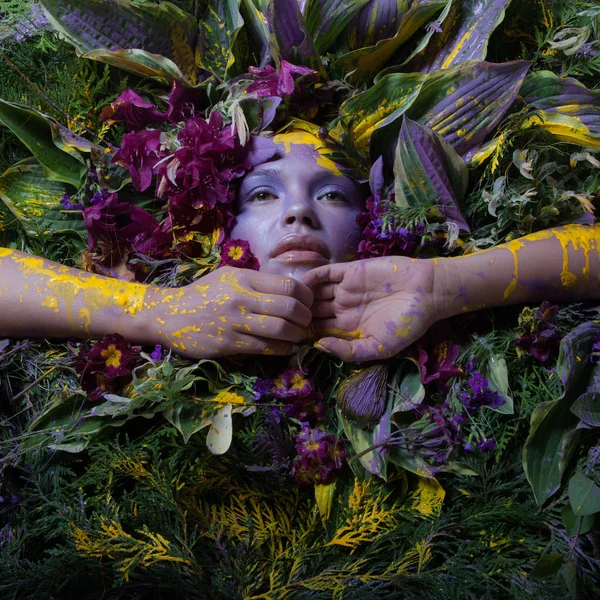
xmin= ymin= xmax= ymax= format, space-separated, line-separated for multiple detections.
xmin=240 ymin=0 xmax=272 ymax=68
xmin=521 ymin=71 xmax=600 ymax=148
xmin=334 ymin=0 xmax=448 ymax=85
xmin=369 ymin=155 xmax=384 ymax=196
xmin=394 ymin=117 xmax=470 ymax=231
xmin=330 ymin=72 xmax=427 ymax=156
xmin=304 ymin=0 xmax=371 ymax=54
xmin=40 ymin=0 xmax=200 ymax=84
xmin=406 ymin=0 xmax=512 ymax=73
xmin=266 ymin=0 xmax=325 ymax=76
xmin=557 ymin=321 xmax=600 ymax=391
xmin=523 ymin=399 xmax=580 ymax=505
xmin=347 ymin=0 xmax=410 ymax=50
xmin=571 ymin=392 xmax=600 ymax=428
xmin=406 ymin=60 xmax=531 ymax=160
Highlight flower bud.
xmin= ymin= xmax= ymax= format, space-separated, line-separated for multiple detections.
xmin=336 ymin=364 xmax=388 ymax=425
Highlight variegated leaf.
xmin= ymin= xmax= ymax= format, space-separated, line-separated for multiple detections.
xmin=347 ymin=0 xmax=410 ymax=50
xmin=406 ymin=0 xmax=512 ymax=73
xmin=393 ymin=117 xmax=470 ymax=230
xmin=40 ymin=0 xmax=199 ymax=84
xmin=0 ymin=99 xmax=86 ymax=188
xmin=304 ymin=0 xmax=371 ymax=54
xmin=266 ymin=0 xmax=325 ymax=76
xmin=333 ymin=0 xmax=448 ymax=85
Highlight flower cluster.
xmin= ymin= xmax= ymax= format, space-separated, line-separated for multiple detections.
xmin=356 ymin=195 xmax=420 ymax=259
xmin=457 ymin=359 xmax=504 ymax=413
xmin=515 ymin=301 xmax=562 ymax=362
xmin=271 ymin=368 xmax=326 ymax=425
xmin=291 ymin=426 xmax=346 ymax=486
xmin=75 ymin=334 xmax=140 ymax=402
xmin=418 ymin=340 xmax=462 ymax=386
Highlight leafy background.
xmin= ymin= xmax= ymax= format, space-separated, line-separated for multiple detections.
xmin=0 ymin=1 xmax=600 ymax=599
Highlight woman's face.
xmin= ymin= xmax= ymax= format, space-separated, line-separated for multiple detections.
xmin=231 ymin=132 xmax=365 ymax=280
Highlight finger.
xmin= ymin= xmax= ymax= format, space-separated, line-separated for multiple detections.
xmin=246 ymin=272 xmax=314 ymax=308
xmin=315 ymin=337 xmax=389 ymax=362
xmin=301 ymin=263 xmax=347 ymax=289
xmin=234 ymin=315 xmax=307 ymax=343
xmin=311 ymin=300 xmax=336 ymax=319
xmin=246 ymin=295 xmax=312 ymax=328
xmin=240 ymin=334 xmax=301 ymax=356
xmin=312 ymin=282 xmax=337 ymax=300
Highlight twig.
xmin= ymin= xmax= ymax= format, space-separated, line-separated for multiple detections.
xmin=10 ymin=366 xmax=56 ymax=402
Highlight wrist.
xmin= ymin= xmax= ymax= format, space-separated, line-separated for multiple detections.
xmin=430 ymin=257 xmax=467 ymax=321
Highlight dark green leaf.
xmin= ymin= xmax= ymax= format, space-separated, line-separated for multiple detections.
xmin=561 ymin=504 xmax=595 ymax=536
xmin=530 ymin=553 xmax=564 ymax=580
xmin=569 ymin=471 xmax=600 ymax=516
xmin=571 ymin=392 xmax=600 ymax=427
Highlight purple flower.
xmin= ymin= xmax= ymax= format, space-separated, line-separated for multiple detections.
xmin=284 ymin=392 xmax=327 ymax=425
xmin=246 ymin=61 xmax=317 ymax=98
xmin=150 ymin=344 xmax=163 ymax=362
xmin=112 ymin=129 xmax=165 ymax=192
xmin=418 ymin=340 xmax=462 ymax=385
xmin=272 ymin=368 xmax=314 ymax=399
xmin=291 ymin=426 xmax=346 ymax=486
xmin=60 ymin=194 xmax=83 ymax=210
xmin=166 ymin=80 xmax=207 ymax=124
xmin=516 ymin=301 xmax=562 ymax=362
xmin=100 ymin=89 xmax=167 ymax=131
xmin=477 ymin=438 xmax=497 ymax=452
xmin=253 ymin=377 xmax=272 ymax=401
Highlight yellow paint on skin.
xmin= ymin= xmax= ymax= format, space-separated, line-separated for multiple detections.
xmin=156 ymin=317 xmax=166 ymax=325
xmin=273 ymin=131 xmax=343 ymax=177
xmin=0 ymin=248 xmax=14 ymax=258
xmin=171 ymin=324 xmax=202 ymax=338
xmin=501 ymin=238 xmax=526 ymax=300
xmin=78 ymin=306 xmax=91 ymax=331
xmin=237 ymin=305 xmax=247 ymax=315
xmin=218 ymin=316 xmax=227 ymax=323
xmin=320 ymin=328 xmax=364 ymax=339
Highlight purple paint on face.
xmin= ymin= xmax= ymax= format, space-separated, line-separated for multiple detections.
xmin=385 ymin=283 xmax=393 ymax=293
xmin=232 ymin=140 xmax=365 ymax=280
xmin=476 ymin=272 xmax=487 ymax=279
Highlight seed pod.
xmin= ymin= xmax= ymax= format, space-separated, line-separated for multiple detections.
xmin=336 ymin=363 xmax=388 ymax=425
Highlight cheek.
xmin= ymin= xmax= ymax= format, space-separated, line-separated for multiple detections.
xmin=230 ymin=212 xmax=270 ymax=259
xmin=328 ymin=209 xmax=363 ymax=261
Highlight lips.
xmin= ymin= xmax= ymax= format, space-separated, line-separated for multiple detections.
xmin=270 ymin=234 xmax=331 ymax=261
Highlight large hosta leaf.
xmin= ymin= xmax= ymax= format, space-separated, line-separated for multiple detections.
xmin=393 ymin=117 xmax=469 ymax=230
xmin=334 ymin=0 xmax=448 ymax=84
xmin=196 ymin=0 xmax=246 ymax=79
xmin=266 ymin=0 xmax=325 ymax=76
xmin=40 ymin=0 xmax=199 ymax=84
xmin=304 ymin=0 xmax=371 ymax=54
xmin=406 ymin=0 xmax=512 ymax=73
xmin=0 ymin=100 xmax=87 ymax=188
xmin=521 ymin=71 xmax=600 ymax=149
xmin=405 ymin=60 xmax=530 ymax=160
xmin=346 ymin=0 xmax=410 ymax=51
xmin=0 ymin=159 xmax=78 ymax=235
xmin=330 ymin=72 xmax=427 ymax=156
xmin=523 ymin=322 xmax=600 ymax=505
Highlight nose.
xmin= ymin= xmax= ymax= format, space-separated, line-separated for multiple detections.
xmin=280 ymin=194 xmax=321 ymax=229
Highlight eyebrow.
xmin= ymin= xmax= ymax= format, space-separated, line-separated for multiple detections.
xmin=243 ymin=166 xmax=283 ymax=181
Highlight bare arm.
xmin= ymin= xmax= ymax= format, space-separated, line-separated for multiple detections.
xmin=303 ymin=225 xmax=600 ymax=361
xmin=0 ymin=248 xmax=313 ymax=358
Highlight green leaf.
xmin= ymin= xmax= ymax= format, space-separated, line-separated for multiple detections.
xmin=530 ymin=553 xmax=564 ymax=580
xmin=568 ymin=471 xmax=600 ymax=516
xmin=571 ymin=392 xmax=600 ymax=427
xmin=314 ymin=481 xmax=336 ymax=525
xmin=563 ymin=559 xmax=577 ymax=600
xmin=333 ymin=0 xmax=448 ymax=85
xmin=304 ymin=0 xmax=370 ymax=54
xmin=523 ymin=399 xmax=580 ymax=505
xmin=486 ymin=354 xmax=514 ymax=414
xmin=0 ymin=100 xmax=86 ymax=188
xmin=562 ymin=503 xmax=595 ymax=536
xmin=330 ymin=72 xmax=427 ymax=156
xmin=557 ymin=321 xmax=600 ymax=391
xmin=196 ymin=0 xmax=246 ymax=80
xmin=0 ymin=158 xmax=76 ymax=235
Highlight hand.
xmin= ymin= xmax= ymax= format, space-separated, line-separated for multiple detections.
xmin=143 ymin=267 xmax=313 ymax=359
xmin=302 ymin=257 xmax=438 ymax=362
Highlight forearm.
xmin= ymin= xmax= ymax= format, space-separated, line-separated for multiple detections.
xmin=0 ymin=248 xmax=155 ymax=342
xmin=433 ymin=225 xmax=600 ymax=319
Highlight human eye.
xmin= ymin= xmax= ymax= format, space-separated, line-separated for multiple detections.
xmin=246 ymin=188 xmax=277 ymax=202
xmin=317 ymin=187 xmax=348 ymax=203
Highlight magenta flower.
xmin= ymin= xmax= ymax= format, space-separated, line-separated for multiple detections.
xmin=76 ymin=334 xmax=140 ymax=402
xmin=284 ymin=392 xmax=327 ymax=425
xmin=291 ymin=426 xmax=346 ymax=486
xmin=219 ymin=239 xmax=260 ymax=270
xmin=100 ymin=89 xmax=167 ymax=131
xmin=246 ymin=60 xmax=317 ymax=98
xmin=166 ymin=80 xmax=207 ymax=124
xmin=516 ymin=301 xmax=562 ymax=362
xmin=418 ymin=340 xmax=462 ymax=385
xmin=112 ymin=129 xmax=164 ymax=191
